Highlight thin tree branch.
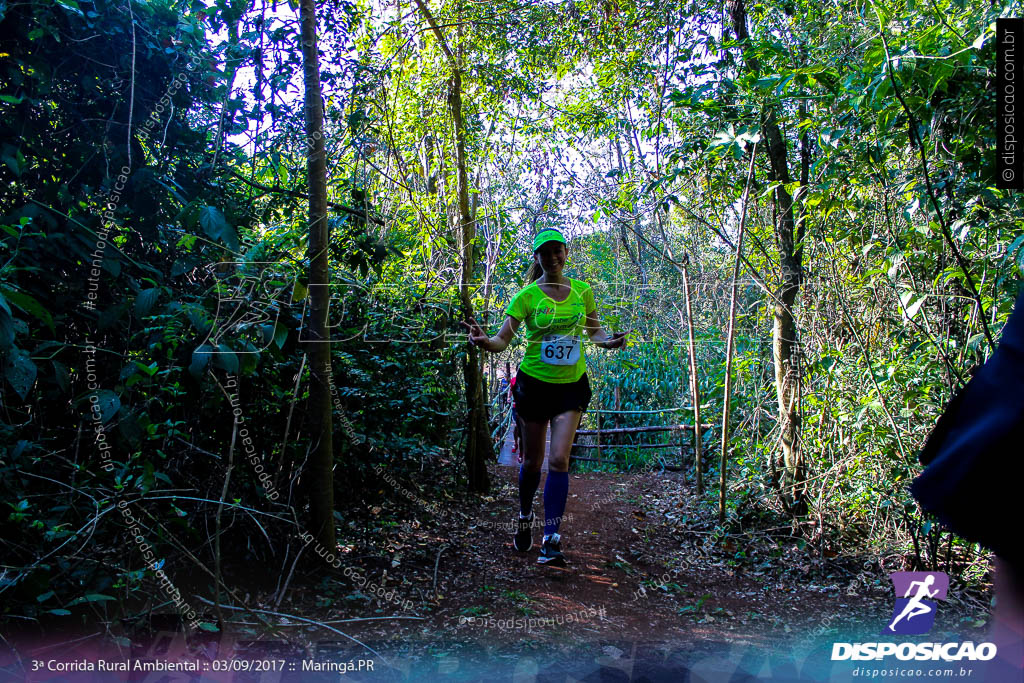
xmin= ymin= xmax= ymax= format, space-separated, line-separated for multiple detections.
xmin=224 ymin=169 xmax=385 ymax=226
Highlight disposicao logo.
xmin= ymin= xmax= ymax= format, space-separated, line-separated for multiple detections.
xmin=884 ymin=571 xmax=948 ymax=635
xmin=831 ymin=571 xmax=997 ymax=662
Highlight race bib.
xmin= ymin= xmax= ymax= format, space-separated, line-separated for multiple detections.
xmin=541 ymin=334 xmax=581 ymax=365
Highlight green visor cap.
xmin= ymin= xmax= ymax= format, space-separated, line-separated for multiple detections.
xmin=533 ymin=229 xmax=567 ymax=252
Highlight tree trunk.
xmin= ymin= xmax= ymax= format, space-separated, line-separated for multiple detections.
xmin=413 ymin=0 xmax=491 ymax=493
xmin=727 ymin=0 xmax=807 ymax=516
xmin=766 ymin=117 xmax=807 ymax=516
xmin=298 ymin=0 xmax=336 ymax=547
xmin=449 ymin=68 xmax=492 ymax=493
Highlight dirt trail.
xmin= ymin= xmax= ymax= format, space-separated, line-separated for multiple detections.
xmin=252 ymin=452 xmax=992 ymax=680
xmin=13 ymin=452 xmax=995 ymax=681
xmin=319 ymin=450 xmax=990 ymax=662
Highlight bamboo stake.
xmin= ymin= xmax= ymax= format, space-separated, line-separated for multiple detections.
xmin=681 ymin=254 xmax=704 ymax=493
xmin=719 ymin=146 xmax=758 ymax=525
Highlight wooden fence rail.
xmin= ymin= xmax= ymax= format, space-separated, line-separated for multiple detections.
xmin=571 ymin=424 xmax=713 ymax=470
xmin=575 ymin=424 xmax=710 ymax=436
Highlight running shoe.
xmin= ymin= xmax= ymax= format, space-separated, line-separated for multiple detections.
xmin=537 ymin=533 xmax=566 ymax=566
xmin=513 ymin=512 xmax=534 ymax=552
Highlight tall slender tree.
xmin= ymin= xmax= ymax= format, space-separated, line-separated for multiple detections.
xmin=727 ymin=0 xmax=808 ymax=515
xmin=299 ymin=0 xmax=336 ymax=546
xmin=414 ymin=0 xmax=492 ymax=492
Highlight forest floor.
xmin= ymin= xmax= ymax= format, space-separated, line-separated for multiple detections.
xmin=3 ymin=449 xmax=997 ymax=681
xmin=252 ymin=452 xmax=996 ymax=679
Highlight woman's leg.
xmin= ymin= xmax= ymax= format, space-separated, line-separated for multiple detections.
xmin=547 ymin=410 xmax=582 ymax=472
xmin=518 ymin=418 xmax=548 ymax=516
xmin=542 ymin=410 xmax=582 ymax=537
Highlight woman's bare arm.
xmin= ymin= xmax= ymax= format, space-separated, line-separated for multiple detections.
xmin=584 ymin=309 xmax=627 ymax=349
xmin=462 ymin=315 xmax=521 ymax=353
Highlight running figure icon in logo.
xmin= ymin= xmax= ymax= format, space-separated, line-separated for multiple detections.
xmin=885 ymin=571 xmax=950 ymax=635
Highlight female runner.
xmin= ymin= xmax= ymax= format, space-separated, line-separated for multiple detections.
xmin=463 ymin=229 xmax=627 ymax=566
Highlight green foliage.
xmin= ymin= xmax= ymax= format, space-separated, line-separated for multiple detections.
xmin=2 ymin=0 xmax=1020 ymax=636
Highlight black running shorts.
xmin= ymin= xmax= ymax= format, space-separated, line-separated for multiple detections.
xmin=512 ymin=370 xmax=591 ymax=423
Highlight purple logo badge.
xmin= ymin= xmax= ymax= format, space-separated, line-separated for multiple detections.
xmin=884 ymin=571 xmax=949 ymax=635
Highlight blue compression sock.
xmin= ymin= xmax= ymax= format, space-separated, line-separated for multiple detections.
xmin=519 ymin=466 xmax=541 ymax=517
xmin=543 ymin=471 xmax=569 ymax=537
